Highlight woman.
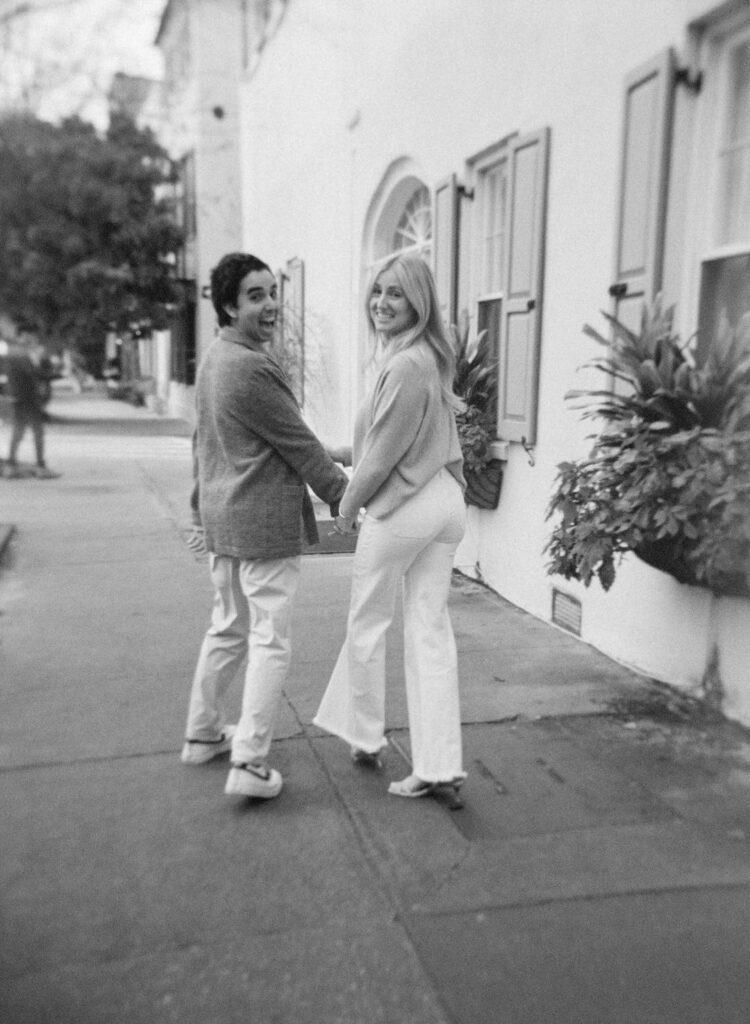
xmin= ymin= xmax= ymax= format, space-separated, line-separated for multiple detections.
xmin=313 ymin=253 xmax=467 ymax=798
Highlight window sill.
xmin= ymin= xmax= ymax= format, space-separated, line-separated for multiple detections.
xmin=489 ymin=440 xmax=510 ymax=461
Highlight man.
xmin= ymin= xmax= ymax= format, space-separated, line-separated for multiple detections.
xmin=4 ymin=326 xmax=58 ymax=479
xmin=182 ymin=252 xmax=349 ymax=801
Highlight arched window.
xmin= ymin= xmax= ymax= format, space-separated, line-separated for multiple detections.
xmin=357 ymin=166 xmax=433 ymax=393
xmin=366 ymin=174 xmax=432 ymax=273
xmin=392 ymin=185 xmax=432 ymax=257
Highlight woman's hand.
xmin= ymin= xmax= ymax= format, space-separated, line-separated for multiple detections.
xmin=334 ymin=513 xmax=357 ymax=535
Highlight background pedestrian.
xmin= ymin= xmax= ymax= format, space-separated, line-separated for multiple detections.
xmin=4 ymin=324 xmax=58 ymax=479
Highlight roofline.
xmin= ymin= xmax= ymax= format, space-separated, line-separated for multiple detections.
xmin=155 ymin=0 xmax=176 ymax=47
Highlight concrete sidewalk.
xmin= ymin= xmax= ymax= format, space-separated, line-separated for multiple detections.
xmin=1 ymin=402 xmax=750 ymax=1024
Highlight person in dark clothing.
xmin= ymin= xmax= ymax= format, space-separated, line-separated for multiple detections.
xmin=181 ymin=252 xmax=349 ymax=801
xmin=4 ymin=329 xmax=58 ymax=479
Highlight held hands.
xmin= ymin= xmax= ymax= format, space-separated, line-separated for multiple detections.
xmin=326 ymin=445 xmax=353 ymax=467
xmin=332 ymin=513 xmax=357 ymax=536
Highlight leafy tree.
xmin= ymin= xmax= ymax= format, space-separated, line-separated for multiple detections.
xmin=0 ymin=109 xmax=182 ymax=369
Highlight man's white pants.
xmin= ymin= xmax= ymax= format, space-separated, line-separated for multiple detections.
xmin=185 ymin=554 xmax=301 ymax=765
xmin=314 ymin=469 xmax=466 ymax=782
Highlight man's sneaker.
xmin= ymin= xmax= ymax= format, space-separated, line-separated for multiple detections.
xmin=180 ymin=725 xmax=236 ymax=765
xmin=33 ymin=466 xmax=60 ymax=479
xmin=224 ymin=762 xmax=283 ymax=799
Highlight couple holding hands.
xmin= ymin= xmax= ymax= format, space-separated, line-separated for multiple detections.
xmin=182 ymin=250 xmax=466 ymax=803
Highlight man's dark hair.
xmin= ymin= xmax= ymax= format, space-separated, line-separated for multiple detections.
xmin=210 ymin=253 xmax=272 ymax=326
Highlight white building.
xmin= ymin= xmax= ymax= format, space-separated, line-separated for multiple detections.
xmin=155 ymin=0 xmax=247 ymax=421
xmin=155 ymin=0 xmax=750 ymax=725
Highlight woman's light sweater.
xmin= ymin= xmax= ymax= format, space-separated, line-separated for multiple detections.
xmin=339 ymin=340 xmax=465 ymax=521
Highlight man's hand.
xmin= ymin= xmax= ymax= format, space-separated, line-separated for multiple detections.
xmin=333 ymin=514 xmax=357 ymax=535
xmin=325 ymin=445 xmax=353 ymax=467
xmin=187 ymin=525 xmax=207 ymax=554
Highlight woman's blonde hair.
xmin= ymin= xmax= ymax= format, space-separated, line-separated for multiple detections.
xmin=365 ymin=253 xmax=459 ymax=406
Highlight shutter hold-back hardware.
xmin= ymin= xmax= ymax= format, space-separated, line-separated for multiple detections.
xmin=520 ymin=436 xmax=535 ymax=467
xmin=675 ymin=67 xmax=702 ymax=94
xmin=458 ymin=184 xmax=475 ymax=201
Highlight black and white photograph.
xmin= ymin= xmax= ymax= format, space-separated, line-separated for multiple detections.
xmin=1 ymin=1 xmax=749 ymax=1021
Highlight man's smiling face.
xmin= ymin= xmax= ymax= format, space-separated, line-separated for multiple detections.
xmin=227 ymin=269 xmax=278 ymax=347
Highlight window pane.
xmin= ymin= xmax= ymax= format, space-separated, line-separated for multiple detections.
xmin=698 ymin=253 xmax=750 ymax=362
xmin=728 ymin=40 xmax=750 ymax=144
xmin=477 ymin=297 xmax=501 ymax=427
xmin=480 ymin=161 xmax=506 ymax=293
xmin=393 ymin=186 xmax=432 ymax=257
xmin=717 ymin=40 xmax=750 ymax=245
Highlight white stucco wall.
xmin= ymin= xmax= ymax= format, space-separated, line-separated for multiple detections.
xmin=237 ymin=0 xmax=749 ymax=720
xmin=192 ymin=0 xmax=244 ymax=356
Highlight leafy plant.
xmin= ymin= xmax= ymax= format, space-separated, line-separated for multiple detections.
xmin=546 ymin=298 xmax=750 ymax=596
xmin=272 ymin=303 xmax=304 ymax=405
xmin=452 ymin=323 xmax=497 ymax=474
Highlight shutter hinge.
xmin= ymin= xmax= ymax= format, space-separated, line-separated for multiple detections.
xmin=608 ymin=282 xmax=628 ymax=298
xmin=458 ymin=184 xmax=475 ymax=201
xmin=675 ymin=66 xmax=702 ymax=94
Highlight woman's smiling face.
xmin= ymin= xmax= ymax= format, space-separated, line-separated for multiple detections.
xmin=369 ymin=268 xmax=417 ymax=338
xmin=226 ymin=269 xmax=278 ymax=347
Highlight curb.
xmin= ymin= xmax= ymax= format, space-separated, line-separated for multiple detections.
xmin=0 ymin=523 xmax=15 ymax=561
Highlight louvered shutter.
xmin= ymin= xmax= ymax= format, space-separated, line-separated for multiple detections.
xmin=497 ymin=127 xmax=550 ymax=444
xmin=611 ymin=48 xmax=676 ymax=329
xmin=433 ymin=174 xmax=459 ymax=327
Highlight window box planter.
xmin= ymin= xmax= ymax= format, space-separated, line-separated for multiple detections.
xmin=546 ymin=298 xmax=750 ymax=598
xmin=464 ymin=458 xmax=504 ymax=510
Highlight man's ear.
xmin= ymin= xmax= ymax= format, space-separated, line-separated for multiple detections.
xmin=223 ymin=304 xmax=238 ymax=321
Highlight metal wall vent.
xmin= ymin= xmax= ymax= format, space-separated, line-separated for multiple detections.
xmin=551 ymin=588 xmax=582 ymax=636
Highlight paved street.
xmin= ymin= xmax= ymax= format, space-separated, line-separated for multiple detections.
xmin=1 ymin=391 xmax=750 ymax=1024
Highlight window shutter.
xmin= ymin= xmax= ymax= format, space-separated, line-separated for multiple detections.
xmin=433 ymin=174 xmax=459 ymax=327
xmin=498 ymin=126 xmax=550 ymax=444
xmin=611 ymin=48 xmax=675 ymax=328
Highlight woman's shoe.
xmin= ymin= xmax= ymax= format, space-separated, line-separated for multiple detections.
xmin=387 ymin=774 xmax=437 ymax=798
xmin=388 ymin=774 xmax=465 ymax=807
xmin=351 ymin=746 xmax=383 ymax=769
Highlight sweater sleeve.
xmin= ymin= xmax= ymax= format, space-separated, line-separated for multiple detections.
xmin=233 ymin=357 xmax=348 ymax=507
xmin=339 ymin=356 xmax=424 ymax=519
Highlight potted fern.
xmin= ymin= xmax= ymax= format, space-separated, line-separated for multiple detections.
xmin=452 ymin=323 xmax=503 ymax=510
xmin=546 ymin=297 xmax=750 ymax=597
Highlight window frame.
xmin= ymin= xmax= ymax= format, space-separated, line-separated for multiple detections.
xmin=681 ymin=9 xmax=750 ymax=345
xmin=461 ymin=128 xmax=549 ymax=445
xmin=466 ymin=134 xmax=517 ymax=329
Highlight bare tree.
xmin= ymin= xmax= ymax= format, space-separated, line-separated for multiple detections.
xmin=0 ymin=0 xmax=162 ymax=122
